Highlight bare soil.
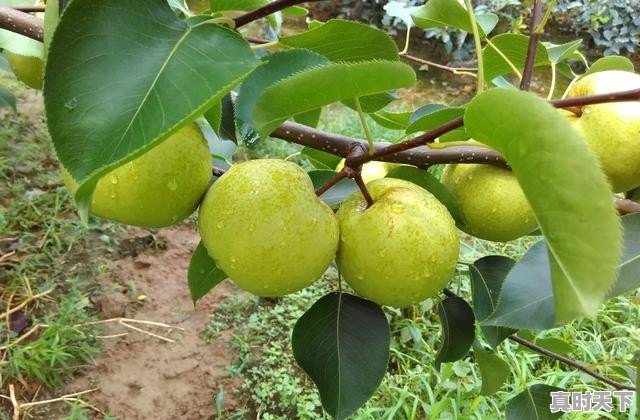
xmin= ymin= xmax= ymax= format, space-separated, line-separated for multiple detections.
xmin=65 ymin=225 xmax=243 ymax=420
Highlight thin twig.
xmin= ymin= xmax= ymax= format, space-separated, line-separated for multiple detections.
xmin=234 ymin=0 xmax=324 ymax=28
xmin=9 ymin=384 xmax=18 ymax=420
xmin=0 ymin=324 xmax=45 ymax=351
xmin=1 ymin=287 xmax=55 ymax=319
xmin=551 ymin=88 xmax=640 ymax=111
xmin=400 ymin=53 xmax=478 ymax=73
xmin=315 ymin=170 xmax=348 ymax=197
xmin=119 ymin=321 xmax=175 ymax=343
xmin=509 ymin=334 xmax=635 ymax=390
xmin=19 ymin=388 xmax=99 ymax=409
xmin=520 ymin=0 xmax=544 ymax=90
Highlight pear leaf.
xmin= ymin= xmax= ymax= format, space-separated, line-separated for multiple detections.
xmin=465 ymin=89 xmax=622 ymax=323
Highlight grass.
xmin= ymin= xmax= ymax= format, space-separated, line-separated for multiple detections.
xmin=216 ymin=107 xmax=640 ymax=419
xmin=0 ymin=74 xmax=116 ymax=418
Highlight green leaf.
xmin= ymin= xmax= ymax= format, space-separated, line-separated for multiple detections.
xmin=236 ymin=49 xmax=329 ymax=130
xmin=386 ymin=165 xmax=462 ymax=224
xmin=506 ymin=384 xmax=564 ymax=420
xmin=252 ymin=61 xmax=416 ymax=137
xmin=411 ymin=0 xmax=470 ymax=33
xmin=469 ymin=256 xmax=517 ymax=347
xmin=344 ymin=91 xmax=399 ymax=114
xmin=0 ymin=54 xmax=8 ymax=72
xmin=294 ymin=108 xmax=322 ymax=128
xmin=45 ymin=0 xmax=259 ymax=219
xmin=465 ymin=88 xmax=621 ymax=323
xmin=473 ymin=344 xmax=510 ymax=396
xmin=521 ymin=337 xmax=573 ymax=356
xmin=410 ymin=103 xmax=447 ymax=123
xmin=483 ymin=34 xmax=549 ymax=82
xmin=43 ymin=0 xmax=60 ymax=57
xmin=283 ymin=5 xmax=308 ymax=16
xmin=204 ymin=101 xmax=223 ymax=134
xmin=0 ymin=85 xmax=16 ymax=112
xmin=218 ymin=94 xmax=238 ymax=143
xmin=210 ymin=0 xmax=268 ymax=12
xmin=435 ymin=296 xmax=475 ymax=368
xmin=0 ymin=29 xmax=43 ymax=58
xmin=542 ymin=40 xmax=582 ymax=64
xmin=188 ymin=242 xmax=227 ymax=305
xmin=309 ymin=170 xmax=358 ymax=208
xmin=280 ymin=19 xmax=399 ymax=62
xmin=302 ymin=148 xmax=342 ymax=170
xmin=607 ymin=213 xmax=640 ymax=298
xmin=405 ymin=106 xmax=467 ymax=141
xmin=482 ymin=241 xmax=555 ymax=329
xmin=487 ymin=215 xmax=640 ymax=329
xmin=292 ymin=292 xmax=390 ymax=420
xmin=475 ymin=13 xmax=499 ymax=35
xmin=195 ymin=118 xmax=236 ymax=163
xmin=581 ymin=56 xmax=635 ymax=79
xmin=369 ymin=109 xmax=412 ymax=130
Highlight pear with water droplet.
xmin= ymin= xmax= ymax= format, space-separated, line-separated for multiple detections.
xmin=563 ymin=70 xmax=640 ymax=192
xmin=336 ymin=178 xmax=459 ymax=307
xmin=198 ymin=159 xmax=339 ymax=296
xmin=62 ymin=124 xmax=212 ymax=227
xmin=442 ymin=164 xmax=537 ymax=242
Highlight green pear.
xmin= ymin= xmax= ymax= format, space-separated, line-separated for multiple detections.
xmin=565 ymin=70 xmax=640 ymax=192
xmin=198 ymin=159 xmax=339 ymax=296
xmin=442 ymin=164 xmax=537 ymax=242
xmin=4 ymin=51 xmax=44 ymax=89
xmin=336 ymin=178 xmax=459 ymax=307
xmin=335 ymin=159 xmax=393 ymax=184
xmin=63 ymin=123 xmax=212 ymax=228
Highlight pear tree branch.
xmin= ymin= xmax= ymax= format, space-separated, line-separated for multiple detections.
xmin=11 ymin=6 xmax=45 ymax=13
xmin=0 ymin=6 xmax=43 ymax=42
xmin=3 ymin=7 xmax=640 ymax=216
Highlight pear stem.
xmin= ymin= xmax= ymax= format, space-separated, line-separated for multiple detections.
xmin=353 ymin=173 xmax=375 ymax=208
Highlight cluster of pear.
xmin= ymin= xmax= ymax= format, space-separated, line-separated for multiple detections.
xmin=60 ymin=68 xmax=640 ymax=307
xmin=197 ymin=159 xmax=459 ymax=307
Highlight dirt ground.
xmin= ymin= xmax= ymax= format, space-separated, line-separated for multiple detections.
xmin=64 ymin=225 xmax=243 ymax=420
